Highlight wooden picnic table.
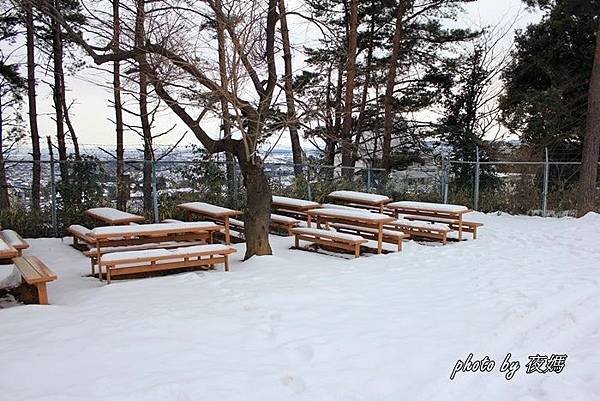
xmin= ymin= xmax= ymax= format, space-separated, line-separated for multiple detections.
xmin=178 ymin=202 xmax=242 ymax=244
xmin=306 ymin=208 xmax=396 ymax=254
xmin=85 ymin=207 xmax=145 ymax=226
xmin=271 ymin=195 xmax=321 ymax=220
xmin=87 ymin=222 xmax=223 ymax=281
xmin=386 ymin=201 xmax=472 ymax=241
xmin=328 ymin=190 xmax=392 ymax=213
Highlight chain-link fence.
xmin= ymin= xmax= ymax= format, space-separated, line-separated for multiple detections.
xmin=0 ymin=154 xmax=594 ymax=238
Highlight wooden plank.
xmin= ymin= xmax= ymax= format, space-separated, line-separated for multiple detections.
xmin=27 ymin=257 xmax=58 ymax=281
xmin=13 ymin=257 xmax=42 ymax=284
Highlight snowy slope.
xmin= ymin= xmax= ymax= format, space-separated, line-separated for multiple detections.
xmin=0 ymin=213 xmax=599 ymax=401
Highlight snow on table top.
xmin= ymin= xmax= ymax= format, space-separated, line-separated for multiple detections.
xmin=387 ymin=201 xmax=469 ymax=213
xmin=86 ymin=207 xmax=145 ymax=222
xmin=0 ymin=230 xmax=27 ymax=247
xmin=0 ymin=238 xmax=13 ymax=252
xmin=309 ymin=207 xmax=394 ymax=222
xmin=2 ymin=213 xmax=600 ymax=400
xmin=270 ymin=214 xmax=300 ymax=224
xmin=90 ymin=221 xmax=220 ymax=238
xmin=328 ymin=190 xmax=391 ymax=204
xmin=272 ymin=195 xmax=321 ymax=209
xmin=178 ymin=202 xmax=241 ymax=216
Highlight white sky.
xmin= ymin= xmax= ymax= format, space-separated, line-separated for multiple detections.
xmin=10 ymin=0 xmax=542 ymax=153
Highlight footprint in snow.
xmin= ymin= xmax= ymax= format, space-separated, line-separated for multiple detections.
xmin=280 ymin=375 xmax=307 ymax=394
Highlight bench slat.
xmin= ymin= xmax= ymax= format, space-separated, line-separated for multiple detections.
xmin=27 ymin=256 xmax=58 ymax=281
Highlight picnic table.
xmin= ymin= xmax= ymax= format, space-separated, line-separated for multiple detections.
xmin=178 ymin=202 xmax=242 ymax=244
xmin=306 ymin=208 xmax=396 ymax=254
xmin=328 ymin=190 xmax=392 ymax=213
xmin=85 ymin=207 xmax=145 ymax=226
xmin=271 ymin=195 xmax=321 ymax=220
xmin=88 ymin=221 xmax=222 ymax=279
xmin=386 ymin=201 xmax=471 ymax=241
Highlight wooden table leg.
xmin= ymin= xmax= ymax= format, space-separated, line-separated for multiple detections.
xmin=377 ymin=223 xmax=383 ymax=254
xmin=35 ymin=283 xmax=49 ymax=305
xmin=224 ymin=217 xmax=230 ymax=244
xmin=307 ymin=213 xmax=312 ymax=228
xmin=458 ymin=214 xmax=463 ymax=241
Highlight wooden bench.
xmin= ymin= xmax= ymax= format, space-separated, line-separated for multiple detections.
xmin=0 ymin=230 xmax=29 ymax=256
xmin=329 ymin=223 xmax=408 ymax=252
xmin=291 ymin=227 xmax=367 ymax=258
xmin=403 ymin=216 xmax=483 ymax=239
xmin=386 ymin=219 xmax=451 ymax=244
xmin=97 ymin=244 xmax=236 ymax=284
xmin=271 ymin=196 xmax=321 ymax=221
xmin=13 ymin=256 xmax=57 ymax=305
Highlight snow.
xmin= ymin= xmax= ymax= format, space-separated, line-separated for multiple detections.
xmin=272 ymin=196 xmax=321 ymax=209
xmin=331 ymin=223 xmax=406 ymax=238
xmin=68 ymin=224 xmax=92 ymax=236
xmin=392 ymin=218 xmax=451 ymax=231
xmin=86 ymin=207 xmax=144 ymax=221
xmin=387 ymin=201 xmax=469 ymax=213
xmin=270 ymin=214 xmax=300 ymax=224
xmin=102 ymin=244 xmax=232 ymax=262
xmin=90 ymin=222 xmax=219 ymax=237
xmin=179 ymin=202 xmax=240 ymax=216
xmin=1 ymin=213 xmax=600 ymax=400
xmin=328 ymin=190 xmax=391 ymax=204
xmin=292 ymin=227 xmax=366 ymax=242
xmin=1 ymin=230 xmax=27 ymax=248
xmin=0 ymin=238 xmax=13 ymax=252
xmin=310 ymin=207 xmax=394 ymax=222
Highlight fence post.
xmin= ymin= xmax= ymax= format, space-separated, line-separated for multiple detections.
xmin=46 ymin=137 xmax=59 ymax=238
xmin=542 ymin=147 xmax=549 ymax=217
xmin=474 ymin=146 xmax=480 ymax=211
xmin=442 ymin=155 xmax=449 ymax=204
xmin=151 ymin=160 xmax=159 ymax=223
xmin=233 ymin=162 xmax=239 ymax=210
xmin=305 ymin=164 xmax=312 ymax=201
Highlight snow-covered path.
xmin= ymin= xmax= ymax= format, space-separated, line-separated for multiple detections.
xmin=1 ymin=213 xmax=599 ymax=400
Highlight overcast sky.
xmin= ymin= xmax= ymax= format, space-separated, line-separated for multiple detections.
xmin=12 ymin=0 xmax=542 ymax=154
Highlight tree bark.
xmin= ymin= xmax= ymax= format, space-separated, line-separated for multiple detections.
xmin=113 ymin=0 xmax=126 ymax=210
xmin=577 ymin=24 xmax=600 ymax=216
xmin=382 ymin=1 xmax=408 ymax=171
xmin=277 ymin=0 xmax=303 ymax=178
xmin=26 ymin=1 xmax=41 ymax=212
xmin=135 ymin=0 xmax=153 ymax=216
xmin=51 ymin=0 xmax=68 ymax=182
xmin=340 ymin=0 xmax=358 ymax=178
xmin=0 ymin=94 xmax=11 ymax=209
xmin=240 ymin=159 xmax=272 ymax=259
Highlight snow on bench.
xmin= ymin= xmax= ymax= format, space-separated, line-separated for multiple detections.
xmin=0 ymin=230 xmax=29 ymax=254
xmin=161 ymin=219 xmax=183 ymax=224
xmin=67 ymin=224 xmax=95 ymax=247
xmin=225 ymin=214 xmax=300 ymax=236
xmin=388 ymin=219 xmax=451 ymax=244
xmin=178 ymin=202 xmax=241 ymax=217
xmin=98 ymin=244 xmax=236 ymax=283
xmin=291 ymin=227 xmax=367 ymax=258
xmin=329 ymin=223 xmax=408 ymax=252
xmin=0 ymin=237 xmax=18 ymax=259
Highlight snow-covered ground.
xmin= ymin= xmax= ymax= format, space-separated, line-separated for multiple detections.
xmin=1 ymin=213 xmax=599 ymax=401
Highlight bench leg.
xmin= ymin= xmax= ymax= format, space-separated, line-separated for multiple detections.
xmin=34 ymin=283 xmax=49 ymax=305
xmin=106 ymin=266 xmax=112 ymax=284
xmin=294 ymin=235 xmax=299 ymax=248
xmin=224 ymin=254 xmax=229 ymax=272
xmin=473 ymin=228 xmax=477 ymax=240
xmin=354 ymin=244 xmax=360 ymax=258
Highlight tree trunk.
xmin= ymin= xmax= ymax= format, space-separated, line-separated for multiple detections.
xmin=340 ymin=0 xmax=358 ymax=179
xmin=51 ymin=0 xmax=68 ymax=182
xmin=113 ymin=0 xmax=126 ymax=210
xmin=0 ymin=94 xmax=10 ymax=209
xmin=240 ymin=159 xmax=272 ymax=259
xmin=135 ymin=0 xmax=153 ymax=216
xmin=26 ymin=1 xmax=41 ymax=212
xmin=62 ymin=95 xmax=80 ymax=160
xmin=577 ymin=24 xmax=600 ymax=216
xmin=382 ymin=2 xmax=408 ymax=172
xmin=214 ymin=0 xmax=236 ymax=208
xmin=277 ymin=0 xmax=303 ymax=178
